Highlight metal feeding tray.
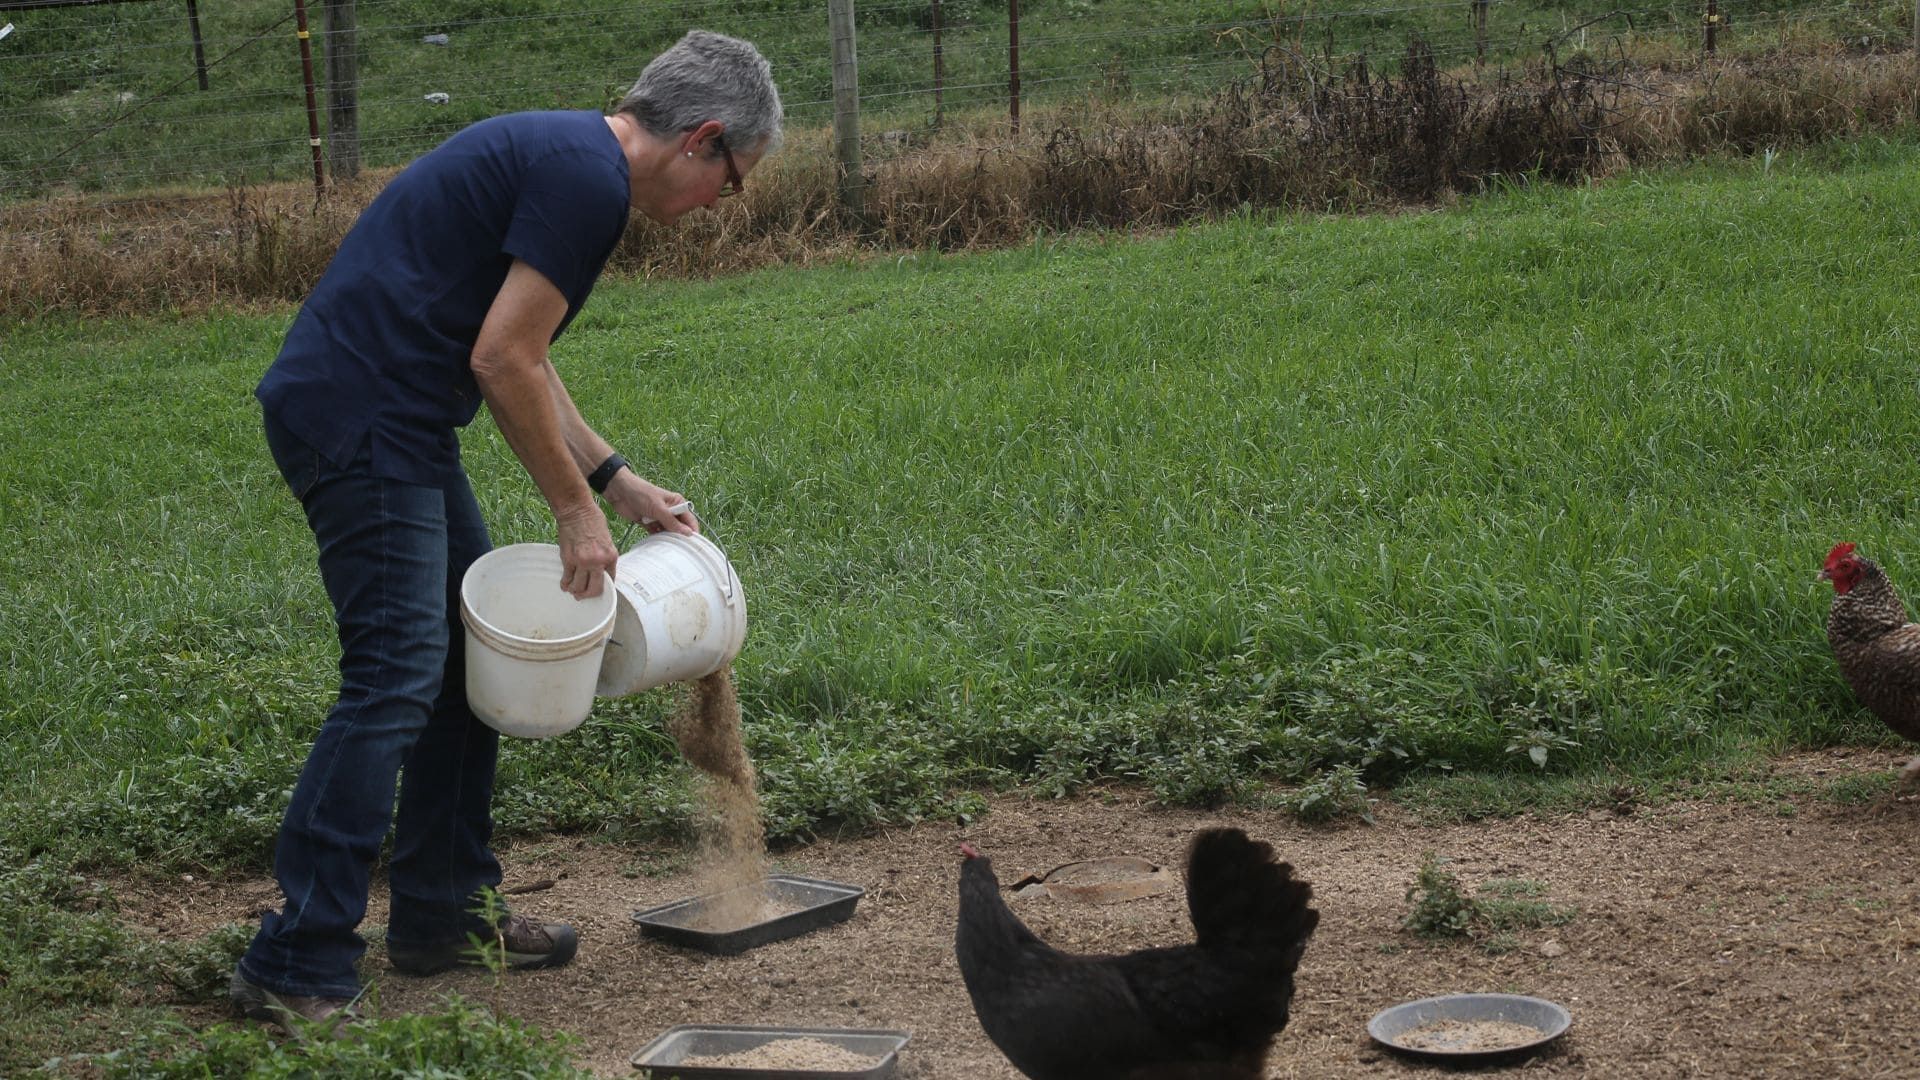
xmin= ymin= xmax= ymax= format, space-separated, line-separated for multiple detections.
xmin=630 ymin=1023 xmax=910 ymax=1079
xmin=1368 ymin=992 xmax=1571 ymax=1063
xmin=631 ymin=875 xmax=864 ymax=956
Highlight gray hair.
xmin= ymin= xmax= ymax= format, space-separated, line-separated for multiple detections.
xmin=618 ymin=30 xmax=783 ymax=156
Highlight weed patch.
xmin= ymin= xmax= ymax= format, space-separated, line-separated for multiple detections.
xmin=89 ymin=997 xmax=591 ymax=1079
xmin=0 ymin=847 xmax=252 ymax=1073
xmin=1403 ymin=853 xmax=1577 ymax=953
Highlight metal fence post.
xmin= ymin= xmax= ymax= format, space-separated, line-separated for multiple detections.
xmin=324 ymin=0 xmax=359 ymax=181
xmin=292 ymin=0 xmax=326 ymax=197
xmin=828 ymin=0 xmax=864 ymax=220
xmin=1705 ymin=0 xmax=1719 ymax=55
xmin=185 ymin=0 xmax=209 ymax=90
xmin=1008 ymin=0 xmax=1021 ymax=134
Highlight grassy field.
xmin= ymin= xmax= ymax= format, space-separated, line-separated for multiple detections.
xmin=2 ymin=0 xmax=1907 ymax=197
xmin=6 ymin=134 xmax=1919 ymax=878
xmin=6 ymin=129 xmax=1920 ymax=1075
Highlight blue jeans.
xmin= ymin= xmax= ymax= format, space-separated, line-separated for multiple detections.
xmin=238 ymin=412 xmax=502 ymax=998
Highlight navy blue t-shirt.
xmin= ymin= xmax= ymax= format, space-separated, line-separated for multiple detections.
xmin=257 ymin=110 xmax=630 ymax=484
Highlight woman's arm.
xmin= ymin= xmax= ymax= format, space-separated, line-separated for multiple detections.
xmin=470 ymin=259 xmax=617 ymax=598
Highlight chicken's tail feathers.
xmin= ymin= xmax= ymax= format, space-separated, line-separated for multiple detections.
xmin=1185 ymin=827 xmax=1319 ymax=969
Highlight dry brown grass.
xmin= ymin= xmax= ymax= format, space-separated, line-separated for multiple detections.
xmin=4 ymin=43 xmax=1915 ymax=319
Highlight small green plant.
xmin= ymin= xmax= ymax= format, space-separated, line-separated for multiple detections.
xmin=1492 ymin=656 xmax=1610 ymax=770
xmin=1283 ymin=763 xmax=1374 ymax=824
xmin=466 ymin=886 xmax=510 ymax=975
xmin=1402 ymin=853 xmax=1481 ymax=938
xmin=1403 ymin=858 xmax=1578 ymax=947
xmin=466 ymin=885 xmax=512 ymax=1014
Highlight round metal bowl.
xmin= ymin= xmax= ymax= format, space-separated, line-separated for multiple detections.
xmin=1368 ymin=993 xmax=1571 ymax=1063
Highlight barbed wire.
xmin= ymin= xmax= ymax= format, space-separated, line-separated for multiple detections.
xmin=0 ymin=0 xmax=1904 ymax=199
xmin=0 ymin=0 xmax=1844 ymax=67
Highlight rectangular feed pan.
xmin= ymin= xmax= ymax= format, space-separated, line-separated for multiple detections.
xmin=630 ymin=1024 xmax=909 ymax=1079
xmin=631 ymin=875 xmax=864 ymax=955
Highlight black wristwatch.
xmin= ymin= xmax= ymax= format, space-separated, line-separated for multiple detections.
xmin=587 ymin=452 xmax=629 ymax=495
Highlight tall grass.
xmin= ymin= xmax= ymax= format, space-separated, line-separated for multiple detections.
xmin=4 ymin=138 xmax=1917 ymax=869
xmin=6 ymin=43 xmax=1918 ymax=319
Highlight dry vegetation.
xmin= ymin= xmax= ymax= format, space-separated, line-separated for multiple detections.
xmin=3 ymin=42 xmax=1916 ymax=319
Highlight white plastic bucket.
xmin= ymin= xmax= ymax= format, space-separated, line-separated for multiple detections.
xmin=595 ymin=531 xmax=747 ymax=697
xmin=460 ymin=543 xmax=616 ymax=738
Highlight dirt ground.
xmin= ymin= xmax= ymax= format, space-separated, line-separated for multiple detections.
xmin=126 ymin=748 xmax=1920 ymax=1078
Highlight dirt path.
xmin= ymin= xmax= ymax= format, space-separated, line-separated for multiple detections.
xmin=133 ymin=749 xmax=1920 ymax=1077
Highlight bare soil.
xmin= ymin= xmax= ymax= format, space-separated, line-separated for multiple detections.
xmin=126 ymin=748 xmax=1920 ymax=1078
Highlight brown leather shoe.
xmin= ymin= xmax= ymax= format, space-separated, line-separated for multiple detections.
xmin=387 ymin=912 xmax=579 ymax=976
xmin=229 ymin=970 xmax=357 ymax=1032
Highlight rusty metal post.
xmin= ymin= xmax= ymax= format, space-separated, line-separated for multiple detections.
xmin=1008 ymin=0 xmax=1021 ymax=135
xmin=292 ymin=0 xmax=326 ymax=196
xmin=185 ymin=0 xmax=209 ymax=90
xmin=1705 ymin=0 xmax=1719 ymax=55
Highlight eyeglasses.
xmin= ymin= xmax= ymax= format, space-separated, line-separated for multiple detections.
xmin=715 ymin=136 xmax=744 ymax=198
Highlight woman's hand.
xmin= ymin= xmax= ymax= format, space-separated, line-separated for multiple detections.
xmin=605 ymin=469 xmax=700 ymax=536
xmin=554 ymin=506 xmax=619 ymax=598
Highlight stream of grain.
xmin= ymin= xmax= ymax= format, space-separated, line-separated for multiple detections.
xmin=667 ymin=666 xmax=776 ymax=930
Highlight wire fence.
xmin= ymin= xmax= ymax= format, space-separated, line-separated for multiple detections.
xmin=0 ymin=0 xmax=1911 ymax=201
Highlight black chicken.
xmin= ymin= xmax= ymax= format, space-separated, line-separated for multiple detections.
xmin=954 ymin=827 xmax=1318 ymax=1080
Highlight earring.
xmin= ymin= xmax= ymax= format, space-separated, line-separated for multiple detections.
xmin=686 ymin=151 xmax=693 ymax=157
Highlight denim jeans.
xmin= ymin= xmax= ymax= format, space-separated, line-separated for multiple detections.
xmin=238 ymin=412 xmax=502 ymax=998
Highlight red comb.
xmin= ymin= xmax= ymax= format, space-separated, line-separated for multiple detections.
xmin=959 ymin=842 xmax=981 ymax=859
xmin=1824 ymin=542 xmax=1856 ymax=570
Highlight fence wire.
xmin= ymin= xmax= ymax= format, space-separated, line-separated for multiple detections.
xmin=0 ymin=0 xmax=1909 ymax=200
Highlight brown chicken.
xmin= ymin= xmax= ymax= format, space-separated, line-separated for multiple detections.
xmin=1822 ymin=542 xmax=1920 ymax=788
xmin=954 ymin=827 xmax=1318 ymax=1080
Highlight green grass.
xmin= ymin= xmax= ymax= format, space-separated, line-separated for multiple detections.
xmin=7 ymin=137 xmax=1920 ymax=877
xmin=6 ymin=129 xmax=1920 ymax=1079
xmin=2 ymin=0 xmax=1908 ymax=197
xmin=90 ymin=997 xmax=592 ymax=1078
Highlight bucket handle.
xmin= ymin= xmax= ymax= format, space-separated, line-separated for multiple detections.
xmin=681 ymin=531 xmax=738 ymax=605
xmin=617 ymin=499 xmax=696 ymax=551
xmin=616 ymin=503 xmax=737 ymax=604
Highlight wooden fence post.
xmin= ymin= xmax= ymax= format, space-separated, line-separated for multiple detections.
xmin=1705 ymin=0 xmax=1719 ymax=55
xmin=932 ymin=0 xmax=943 ymax=128
xmin=1008 ymin=0 xmax=1021 ymax=134
xmin=292 ymin=0 xmax=326 ymax=197
xmin=1473 ymin=0 xmax=1487 ymax=66
xmin=324 ymin=0 xmax=359 ymax=181
xmin=828 ymin=0 xmax=864 ymax=220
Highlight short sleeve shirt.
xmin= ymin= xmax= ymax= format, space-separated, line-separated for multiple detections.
xmin=256 ymin=110 xmax=630 ymax=485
